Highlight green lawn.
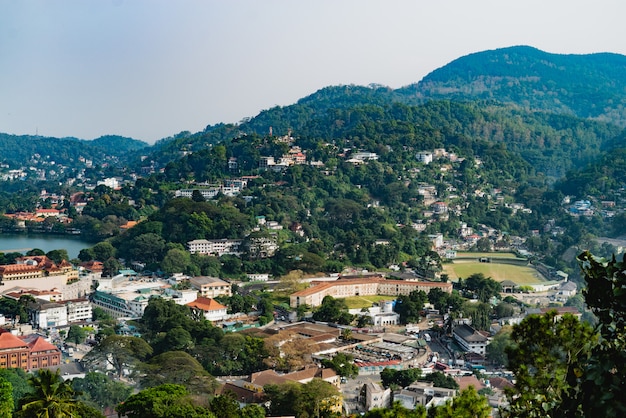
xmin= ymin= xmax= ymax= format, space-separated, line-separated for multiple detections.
xmin=443 ymin=262 xmax=547 ymax=285
xmin=342 ymin=294 xmax=397 ymax=309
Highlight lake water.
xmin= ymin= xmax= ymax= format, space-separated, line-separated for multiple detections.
xmin=0 ymin=234 xmax=95 ymax=259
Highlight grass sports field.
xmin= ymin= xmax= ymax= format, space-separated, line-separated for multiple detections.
xmin=343 ymin=295 xmax=397 ymax=309
xmin=443 ymin=261 xmax=547 ymax=285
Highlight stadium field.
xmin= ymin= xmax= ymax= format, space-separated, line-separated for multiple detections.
xmin=443 ymin=262 xmax=547 ymax=285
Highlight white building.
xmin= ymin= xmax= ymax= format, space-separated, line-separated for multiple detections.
xmin=28 ymin=299 xmax=68 ymax=329
xmin=351 ymin=151 xmax=379 ymax=161
xmin=416 ymin=151 xmax=434 ymax=164
xmin=364 ymin=381 xmax=391 ymax=410
xmin=186 ymin=297 xmax=228 ymax=322
xmin=453 ymin=324 xmax=488 ymax=355
xmin=187 ymin=239 xmax=242 ymax=256
xmin=64 ymin=299 xmax=92 ymax=323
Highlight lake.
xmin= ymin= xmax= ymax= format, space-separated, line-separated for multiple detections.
xmin=0 ymin=234 xmax=95 ymax=259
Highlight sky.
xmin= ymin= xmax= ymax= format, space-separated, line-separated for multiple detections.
xmin=2 ymin=1 xmax=626 ymax=144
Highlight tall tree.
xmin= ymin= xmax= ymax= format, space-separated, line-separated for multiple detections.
xmin=82 ymin=335 xmax=153 ymax=378
xmin=139 ymin=351 xmax=218 ymax=394
xmin=66 ymin=325 xmax=87 ymax=345
xmin=16 ymin=369 xmax=86 ymax=418
xmin=503 ymin=311 xmax=596 ymax=417
xmin=0 ymin=377 xmax=13 ymax=418
xmin=71 ymin=372 xmax=132 ymax=415
xmin=576 ymin=251 xmax=626 ymax=416
xmin=434 ymin=386 xmax=490 ymax=418
xmin=115 ymin=384 xmax=214 ymax=418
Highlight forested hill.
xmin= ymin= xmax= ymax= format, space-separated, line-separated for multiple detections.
xmin=400 ymin=45 xmax=626 ymax=127
xmin=0 ymin=134 xmax=149 ymax=167
xmin=4 ymin=46 xmax=626 ymax=180
xmin=137 ymin=46 xmax=626 ymax=179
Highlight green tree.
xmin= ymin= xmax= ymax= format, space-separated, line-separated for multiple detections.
xmin=240 ymin=404 xmax=266 ymax=418
xmin=16 ymin=369 xmax=84 ymax=418
xmin=264 ymin=378 xmax=341 ymax=418
xmin=0 ymin=377 xmax=13 ymax=418
xmin=485 ymin=326 xmax=512 ymax=367
xmin=139 ymin=351 xmax=218 ymax=394
xmin=364 ymin=401 xmax=426 ymax=417
xmin=65 ymin=325 xmax=87 ymax=345
xmin=395 ymin=290 xmax=427 ymax=324
xmin=81 ymin=335 xmax=153 ymax=378
xmin=575 ymin=251 xmax=626 ymax=416
xmin=91 ymin=241 xmax=117 ymax=261
xmin=101 ymin=257 xmax=122 ymax=277
xmin=26 ymin=248 xmax=46 ymax=257
xmin=380 ymin=367 xmax=422 ymax=388
xmin=71 ymin=372 xmax=132 ymax=414
xmin=420 ymin=371 xmax=459 ymax=390
xmin=46 ymin=249 xmax=69 ymax=264
xmin=321 ymin=352 xmax=359 ymax=378
xmin=312 ymin=296 xmax=354 ymax=325
xmin=503 ymin=311 xmax=596 ymax=417
xmin=115 ymin=384 xmax=215 ymax=418
xmin=434 ymin=386 xmax=490 ymax=418
xmin=0 ymin=368 xmax=30 ymax=412
xmin=161 ymin=248 xmax=192 ymax=274
xmin=209 ymin=393 xmax=240 ymax=418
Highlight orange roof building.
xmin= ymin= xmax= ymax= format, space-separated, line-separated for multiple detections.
xmin=186 ymin=297 xmax=227 ymax=322
xmin=290 ymin=277 xmax=452 ymax=308
xmin=0 ymin=332 xmax=61 ymax=371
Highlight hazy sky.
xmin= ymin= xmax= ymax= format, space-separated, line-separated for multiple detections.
xmin=2 ymin=0 xmax=625 ymax=144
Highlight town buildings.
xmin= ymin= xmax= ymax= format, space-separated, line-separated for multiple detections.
xmin=290 ymin=276 xmax=452 ymax=308
xmin=0 ymin=331 xmax=61 ymax=371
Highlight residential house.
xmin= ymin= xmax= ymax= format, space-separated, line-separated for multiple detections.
xmin=189 ymin=276 xmax=232 ymax=298
xmin=187 ymin=297 xmax=228 ymax=322
xmin=363 ymin=381 xmax=391 ymax=410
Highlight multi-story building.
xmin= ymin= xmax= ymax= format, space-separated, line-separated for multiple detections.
xmin=64 ymin=298 xmax=92 ymax=323
xmin=290 ymin=277 xmax=452 ymax=308
xmin=0 ymin=256 xmax=80 ymax=291
xmin=187 ymin=239 xmax=242 ymax=256
xmin=0 ymin=332 xmax=61 ymax=371
xmin=453 ymin=324 xmax=488 ymax=355
xmin=28 ymin=299 xmax=68 ymax=329
xmin=189 ymin=276 xmax=232 ymax=298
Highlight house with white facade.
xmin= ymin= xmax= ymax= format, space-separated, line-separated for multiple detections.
xmin=28 ymin=299 xmax=68 ymax=329
xmin=64 ymin=299 xmax=92 ymax=323
xmin=186 ymin=297 xmax=228 ymax=322
xmin=453 ymin=324 xmax=488 ymax=355
xmin=416 ymin=151 xmax=434 ymax=164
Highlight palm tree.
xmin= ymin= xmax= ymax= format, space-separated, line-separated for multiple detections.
xmin=16 ymin=369 xmax=80 ymax=418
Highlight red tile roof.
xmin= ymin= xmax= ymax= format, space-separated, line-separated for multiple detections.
xmin=186 ymin=297 xmax=227 ymax=312
xmin=26 ymin=336 xmax=58 ymax=353
xmin=0 ymin=332 xmax=28 ymax=350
